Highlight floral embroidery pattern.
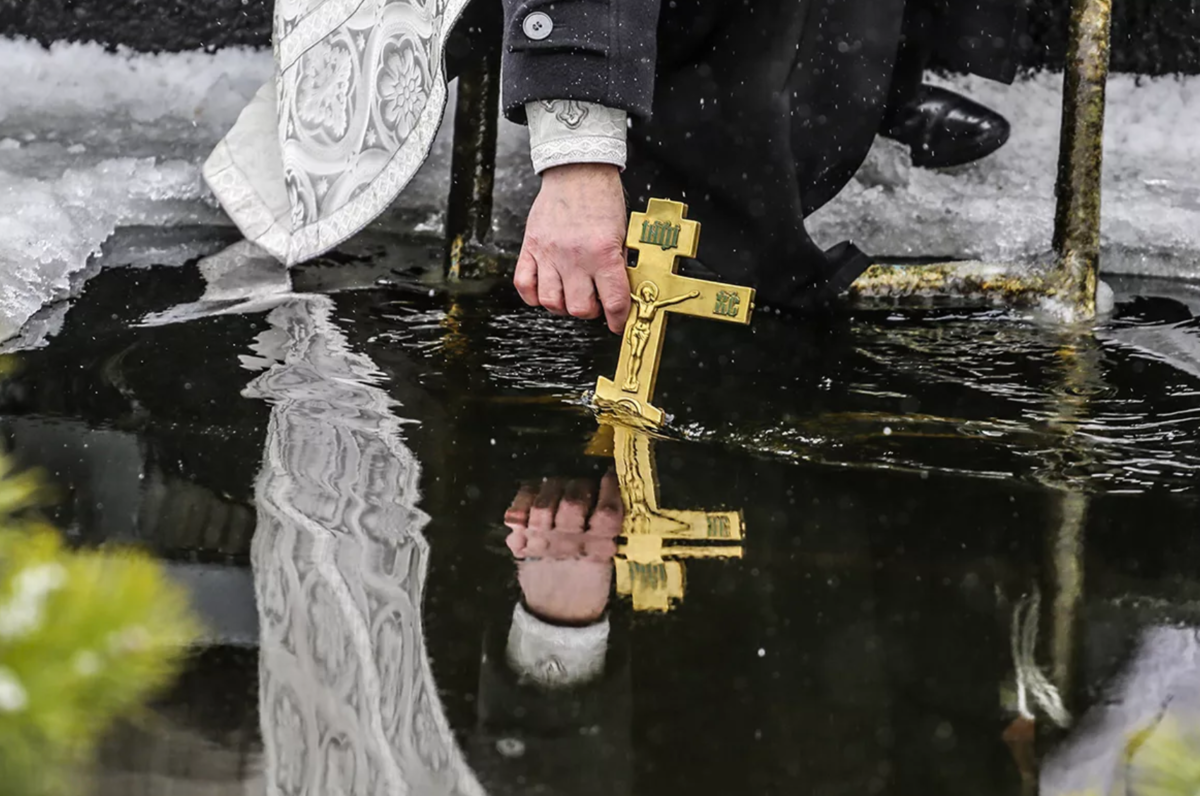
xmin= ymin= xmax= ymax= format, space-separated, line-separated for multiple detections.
xmin=208 ymin=0 xmax=469 ymax=264
xmin=539 ymin=99 xmax=590 ymax=128
xmin=297 ymin=42 xmax=354 ymax=138
xmin=287 ymin=177 xmax=307 ymax=228
xmin=380 ymin=45 xmax=427 ymax=139
xmin=527 ymin=100 xmax=627 ymax=173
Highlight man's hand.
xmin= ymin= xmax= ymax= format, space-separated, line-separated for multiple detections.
xmin=513 ymin=163 xmax=631 ymax=334
xmin=503 ymin=471 xmax=623 ymax=625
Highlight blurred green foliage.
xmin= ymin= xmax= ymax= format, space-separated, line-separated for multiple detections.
xmin=0 ymin=452 xmax=201 ymax=796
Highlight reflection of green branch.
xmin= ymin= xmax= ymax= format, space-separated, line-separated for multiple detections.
xmin=0 ymin=455 xmax=201 ymax=796
xmin=1120 ymin=716 xmax=1200 ymax=796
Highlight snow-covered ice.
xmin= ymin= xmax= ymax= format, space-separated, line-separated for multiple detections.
xmin=2 ymin=37 xmax=1200 ymax=343
xmin=0 ymin=39 xmax=272 ymax=341
xmin=810 ymin=71 xmax=1200 ymax=277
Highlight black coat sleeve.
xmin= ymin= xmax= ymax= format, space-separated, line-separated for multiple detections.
xmin=500 ymin=0 xmax=662 ymax=124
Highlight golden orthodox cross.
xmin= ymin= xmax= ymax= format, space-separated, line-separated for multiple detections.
xmin=593 ymin=199 xmax=756 ymax=428
xmin=588 ymin=422 xmax=745 ymax=612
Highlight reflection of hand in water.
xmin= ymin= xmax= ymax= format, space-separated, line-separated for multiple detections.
xmin=504 ymin=471 xmax=623 ymax=626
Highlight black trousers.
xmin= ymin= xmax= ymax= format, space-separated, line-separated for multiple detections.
xmin=886 ymin=0 xmax=1027 ymax=121
xmin=623 ymin=0 xmax=1025 ymax=312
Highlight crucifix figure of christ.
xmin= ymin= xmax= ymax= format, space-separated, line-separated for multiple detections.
xmin=594 ymin=199 xmax=756 ymax=429
xmin=622 ymin=282 xmax=699 ymax=392
xmin=587 ymin=421 xmax=745 ymax=612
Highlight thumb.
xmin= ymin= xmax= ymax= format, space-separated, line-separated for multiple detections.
xmin=595 ymin=260 xmax=632 ymax=334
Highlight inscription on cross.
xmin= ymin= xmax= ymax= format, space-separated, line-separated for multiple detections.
xmin=594 ymin=199 xmax=756 ymax=428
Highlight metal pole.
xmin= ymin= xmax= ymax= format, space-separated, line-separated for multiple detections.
xmin=1040 ymin=330 xmax=1101 ymax=717
xmin=1050 ymin=0 xmax=1114 ymax=319
xmin=1047 ymin=489 xmax=1086 ymax=704
xmin=444 ymin=31 xmax=501 ymax=281
xmin=848 ymin=260 xmax=1049 ymax=307
xmin=850 ymin=0 xmax=1114 ymax=321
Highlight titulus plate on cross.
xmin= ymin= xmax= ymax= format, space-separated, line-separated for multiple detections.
xmin=593 ymin=198 xmax=757 ymax=429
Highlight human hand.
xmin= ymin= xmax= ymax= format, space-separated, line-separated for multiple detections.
xmin=513 ymin=163 xmax=631 ymax=334
xmin=504 ymin=471 xmax=624 ymax=625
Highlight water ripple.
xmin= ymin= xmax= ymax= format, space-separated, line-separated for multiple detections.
xmin=370 ymin=291 xmax=1200 ymax=494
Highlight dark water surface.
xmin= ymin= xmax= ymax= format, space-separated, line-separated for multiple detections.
xmin=3 ymin=248 xmax=1200 ymax=795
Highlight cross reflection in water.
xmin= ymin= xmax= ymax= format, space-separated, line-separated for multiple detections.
xmin=586 ymin=421 xmax=744 ymax=612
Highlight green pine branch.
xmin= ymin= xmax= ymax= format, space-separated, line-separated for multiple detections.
xmin=0 ymin=452 xmax=202 ymax=796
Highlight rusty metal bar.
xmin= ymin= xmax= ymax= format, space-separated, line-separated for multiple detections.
xmin=1036 ymin=330 xmax=1100 ymax=728
xmin=850 ymin=0 xmax=1114 ymax=320
xmin=848 ymin=260 xmax=1051 ymax=309
xmin=1048 ymin=489 xmax=1086 ymax=707
xmin=1051 ymin=0 xmax=1114 ymax=319
xmin=444 ymin=33 xmax=501 ymax=280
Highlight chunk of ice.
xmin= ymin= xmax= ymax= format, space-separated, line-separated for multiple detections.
xmin=0 ymin=39 xmax=272 ymax=342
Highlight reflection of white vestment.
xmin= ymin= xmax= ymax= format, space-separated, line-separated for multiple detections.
xmin=244 ymin=295 xmax=485 ymax=796
xmin=206 ymin=0 xmax=469 ymax=265
xmin=1041 ymin=626 xmax=1200 ymax=796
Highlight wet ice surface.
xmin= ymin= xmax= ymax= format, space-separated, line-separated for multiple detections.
xmin=0 ymin=42 xmax=271 ymax=341
xmin=0 ymin=245 xmax=1198 ymax=794
xmin=5 ymin=39 xmax=1200 ymax=345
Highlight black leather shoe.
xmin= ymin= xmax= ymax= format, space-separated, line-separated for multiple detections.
xmin=881 ymin=84 xmax=1011 ymax=169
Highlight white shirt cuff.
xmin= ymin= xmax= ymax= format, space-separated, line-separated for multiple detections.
xmin=526 ymin=100 xmax=627 ymax=174
xmin=505 ymin=602 xmax=609 ymax=689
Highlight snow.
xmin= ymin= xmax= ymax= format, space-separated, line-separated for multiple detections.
xmin=2 ymin=37 xmax=1200 ymax=343
xmin=809 ymin=71 xmax=1200 ymax=278
xmin=0 ymin=39 xmax=272 ymax=342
